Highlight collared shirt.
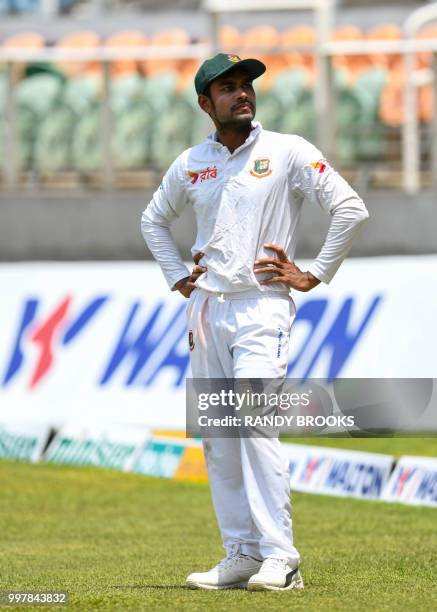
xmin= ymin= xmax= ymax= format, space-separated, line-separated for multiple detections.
xmin=141 ymin=121 xmax=369 ymax=293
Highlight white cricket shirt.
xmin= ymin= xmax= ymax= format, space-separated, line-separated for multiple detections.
xmin=141 ymin=121 xmax=369 ymax=293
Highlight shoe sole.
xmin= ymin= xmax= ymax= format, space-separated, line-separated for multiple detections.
xmin=186 ymin=580 xmax=248 ymax=590
xmin=247 ymin=570 xmax=304 ymax=592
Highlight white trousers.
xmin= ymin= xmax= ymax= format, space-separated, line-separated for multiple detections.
xmin=187 ymin=288 xmax=300 ymax=564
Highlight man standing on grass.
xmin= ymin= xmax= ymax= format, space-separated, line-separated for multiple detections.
xmin=141 ymin=53 xmax=368 ymax=591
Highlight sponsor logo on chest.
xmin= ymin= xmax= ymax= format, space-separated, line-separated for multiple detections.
xmin=188 ymin=165 xmax=218 ymax=184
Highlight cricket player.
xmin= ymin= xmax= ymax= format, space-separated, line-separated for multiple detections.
xmin=141 ymin=53 xmax=369 ymax=591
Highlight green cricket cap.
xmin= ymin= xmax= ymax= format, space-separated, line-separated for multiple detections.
xmin=194 ymin=53 xmax=266 ymax=95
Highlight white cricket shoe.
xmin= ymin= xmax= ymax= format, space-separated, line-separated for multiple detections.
xmin=186 ymin=553 xmax=262 ymax=590
xmin=247 ymin=557 xmax=304 ymax=591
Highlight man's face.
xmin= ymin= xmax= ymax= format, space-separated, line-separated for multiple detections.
xmin=198 ymin=68 xmax=256 ymax=130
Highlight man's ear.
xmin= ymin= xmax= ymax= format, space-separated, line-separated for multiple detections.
xmin=198 ymin=94 xmax=212 ymax=115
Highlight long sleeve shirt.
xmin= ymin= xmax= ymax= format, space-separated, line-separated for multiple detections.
xmin=141 ymin=121 xmax=369 ymax=294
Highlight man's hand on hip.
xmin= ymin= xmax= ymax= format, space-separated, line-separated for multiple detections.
xmin=254 ymin=244 xmax=320 ymax=292
xmin=174 ymin=251 xmax=207 ymax=298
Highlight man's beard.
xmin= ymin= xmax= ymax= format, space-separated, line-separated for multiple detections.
xmin=210 ymin=101 xmax=254 ymax=131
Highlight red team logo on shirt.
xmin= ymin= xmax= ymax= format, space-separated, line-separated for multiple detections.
xmin=188 ymin=166 xmax=218 ymax=184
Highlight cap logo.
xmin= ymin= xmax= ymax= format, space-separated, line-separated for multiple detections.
xmin=250 ymin=157 xmax=272 ymax=178
xmin=227 ymin=54 xmax=241 ymax=63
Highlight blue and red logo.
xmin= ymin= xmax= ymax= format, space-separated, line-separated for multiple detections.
xmin=1 ymin=293 xmax=381 ymax=389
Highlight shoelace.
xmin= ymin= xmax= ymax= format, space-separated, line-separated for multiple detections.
xmin=216 ymin=554 xmax=248 ymax=571
xmin=261 ymin=557 xmax=288 ymax=572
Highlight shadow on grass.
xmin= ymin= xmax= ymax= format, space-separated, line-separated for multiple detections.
xmin=112 ymin=585 xmax=190 ymax=591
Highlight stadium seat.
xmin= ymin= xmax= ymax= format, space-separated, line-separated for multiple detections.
xmin=353 ymin=67 xmax=388 ymax=159
xmin=71 ymin=107 xmax=101 ymax=171
xmin=270 ymin=68 xmax=308 ymax=107
xmin=254 ymin=89 xmax=283 ymax=132
xmin=105 ymin=31 xmax=147 ymax=77
xmin=143 ymin=71 xmax=178 ymax=112
xmin=219 ymin=25 xmax=242 ymax=52
xmin=16 ymin=74 xmax=63 ymax=168
xmin=55 ymin=31 xmax=101 ymax=78
xmin=141 ymin=28 xmax=190 ymax=77
xmin=379 ymin=66 xmax=404 ymax=127
xmin=3 ymin=31 xmax=44 ymax=51
xmin=63 ymin=75 xmax=100 ymax=114
xmin=69 ymin=73 xmax=158 ymax=171
xmin=113 ymin=99 xmax=154 ymax=168
xmin=111 ymin=74 xmax=153 ymax=167
xmin=111 ymin=74 xmax=147 ymax=114
xmin=150 ymin=94 xmax=197 ymax=168
xmin=36 ymin=76 xmax=101 ymax=171
xmin=367 ymin=24 xmax=403 ymax=71
xmin=277 ymin=75 xmax=364 ymax=164
xmin=281 ymin=25 xmax=315 ymax=74
xmin=332 ymin=25 xmax=370 ymax=84
xmin=416 ymin=25 xmax=437 ymax=70
xmin=0 ymin=72 xmax=5 ymax=167
xmin=177 ymin=57 xmax=200 ymax=94
xmin=242 ymin=26 xmax=287 ymax=92
xmin=3 ymin=32 xmax=45 ymax=78
xmin=35 ymin=105 xmax=75 ymax=170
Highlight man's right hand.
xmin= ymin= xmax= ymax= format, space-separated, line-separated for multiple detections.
xmin=174 ymin=252 xmax=206 ymax=298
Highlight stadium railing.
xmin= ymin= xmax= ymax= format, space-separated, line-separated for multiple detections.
xmin=1 ymin=16 xmax=437 ymax=192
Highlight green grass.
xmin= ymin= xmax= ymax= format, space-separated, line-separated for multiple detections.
xmin=0 ymin=454 xmax=436 ymax=611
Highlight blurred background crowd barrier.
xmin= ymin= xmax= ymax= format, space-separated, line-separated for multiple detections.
xmin=1 ymin=0 xmax=437 ymax=193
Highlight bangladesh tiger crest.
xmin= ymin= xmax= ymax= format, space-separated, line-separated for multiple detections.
xmin=188 ymin=330 xmax=195 ymax=352
xmin=250 ymin=157 xmax=272 ymax=178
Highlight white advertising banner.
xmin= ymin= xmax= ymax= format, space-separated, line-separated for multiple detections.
xmin=0 ymin=257 xmax=436 ymax=429
xmin=44 ymin=423 xmax=150 ymax=470
xmin=284 ymin=443 xmax=395 ymax=500
xmin=381 ymin=455 xmax=437 ymax=507
xmin=0 ymin=421 xmax=50 ymax=462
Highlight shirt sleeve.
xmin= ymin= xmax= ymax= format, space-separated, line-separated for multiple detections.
xmin=141 ymin=154 xmax=191 ymax=290
xmin=289 ymin=136 xmax=369 ymax=284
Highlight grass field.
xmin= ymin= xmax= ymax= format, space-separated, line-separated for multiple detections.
xmin=1 ymin=439 xmax=436 ymax=611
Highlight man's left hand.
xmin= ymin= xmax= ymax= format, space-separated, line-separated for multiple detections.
xmin=254 ymin=244 xmax=321 ymax=292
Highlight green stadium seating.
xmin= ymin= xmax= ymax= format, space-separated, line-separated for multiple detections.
xmin=254 ymin=90 xmax=283 ymax=132
xmin=35 ymin=106 xmax=76 ymax=171
xmin=279 ymin=87 xmax=316 ymax=143
xmin=16 ymin=74 xmax=63 ymax=168
xmin=142 ymin=72 xmax=178 ymax=113
xmin=63 ymin=76 xmax=100 ymax=114
xmin=71 ymin=107 xmax=101 ymax=171
xmin=353 ymin=67 xmax=388 ymax=160
xmin=113 ymin=100 xmax=154 ymax=169
xmin=1 ymin=63 xmax=391 ymax=176
xmin=36 ymin=77 xmax=100 ymax=171
xmin=0 ymin=72 xmax=6 ymax=167
xmin=150 ymin=94 xmax=197 ymax=168
xmin=270 ymin=68 xmax=307 ymax=107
